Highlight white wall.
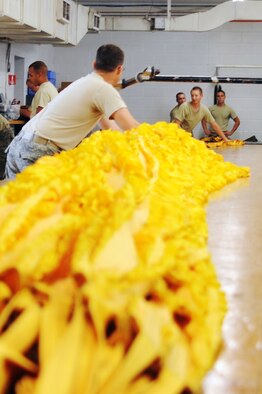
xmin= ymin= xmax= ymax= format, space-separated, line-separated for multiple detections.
xmin=1 ymin=21 xmax=262 ymax=140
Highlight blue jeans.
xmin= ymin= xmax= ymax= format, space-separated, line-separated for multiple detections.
xmin=5 ymin=130 xmax=61 ymax=179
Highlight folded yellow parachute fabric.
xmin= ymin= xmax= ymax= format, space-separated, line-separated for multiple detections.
xmin=201 ymin=135 xmax=245 ymax=148
xmin=0 ymin=122 xmax=249 ymax=394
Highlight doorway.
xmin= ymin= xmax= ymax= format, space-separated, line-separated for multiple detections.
xmin=14 ymin=56 xmax=25 ymax=104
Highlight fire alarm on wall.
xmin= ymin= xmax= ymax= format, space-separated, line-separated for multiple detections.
xmin=8 ymin=74 xmax=16 ymax=85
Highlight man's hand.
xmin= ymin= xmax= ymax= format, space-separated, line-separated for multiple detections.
xmin=20 ymin=107 xmax=31 ymax=119
xmin=210 ymin=121 xmax=229 ymax=143
xmin=225 ymin=117 xmax=240 ymax=137
xmin=224 ymin=130 xmax=234 ymax=137
xmin=204 ymin=129 xmax=212 ymax=136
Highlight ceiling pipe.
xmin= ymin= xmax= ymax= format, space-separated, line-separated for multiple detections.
xmin=101 ymin=0 xmax=262 ymax=32
xmin=166 ymin=0 xmax=171 ymax=30
xmin=167 ymin=0 xmax=262 ymax=31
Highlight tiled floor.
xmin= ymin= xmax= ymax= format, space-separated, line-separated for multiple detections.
xmin=203 ymin=146 xmax=262 ymax=394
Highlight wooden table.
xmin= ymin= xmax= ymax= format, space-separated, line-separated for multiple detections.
xmin=8 ymin=120 xmax=26 ymax=125
xmin=202 ymin=145 xmax=262 ymax=394
xmin=8 ymin=119 xmax=26 ymax=137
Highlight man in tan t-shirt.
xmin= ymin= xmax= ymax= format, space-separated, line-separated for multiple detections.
xmin=20 ymin=61 xmax=58 ymax=119
xmin=202 ymin=90 xmax=240 ymax=137
xmin=5 ymin=44 xmax=140 ymax=179
xmin=173 ymin=86 xmax=229 ymax=143
xmin=169 ymin=92 xmax=186 ymax=122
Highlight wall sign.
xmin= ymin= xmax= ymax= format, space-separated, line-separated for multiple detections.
xmin=8 ymin=74 xmax=16 ymax=85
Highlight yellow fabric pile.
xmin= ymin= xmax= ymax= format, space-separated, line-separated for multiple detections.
xmin=201 ymin=135 xmax=245 ymax=148
xmin=0 ymin=122 xmax=249 ymax=394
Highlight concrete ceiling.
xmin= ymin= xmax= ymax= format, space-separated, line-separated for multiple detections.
xmin=76 ymin=0 xmax=236 ymax=17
